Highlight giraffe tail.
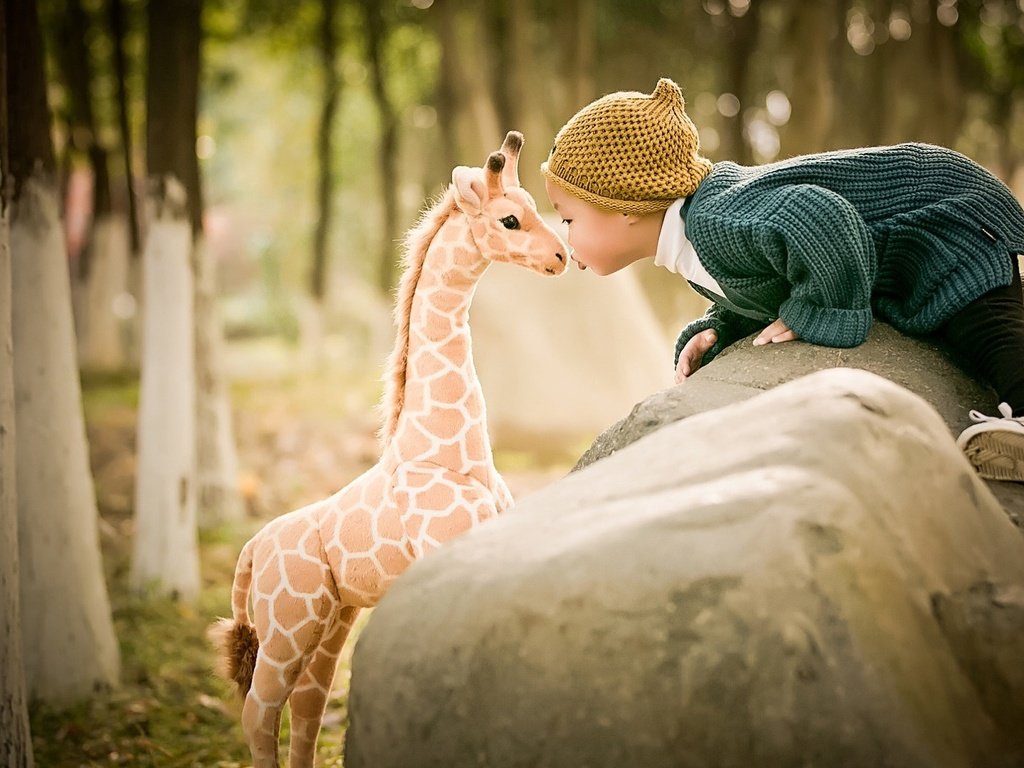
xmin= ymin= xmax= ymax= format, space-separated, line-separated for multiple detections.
xmin=207 ymin=536 xmax=259 ymax=698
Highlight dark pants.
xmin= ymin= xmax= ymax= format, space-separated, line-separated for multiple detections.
xmin=940 ymin=253 xmax=1024 ymax=417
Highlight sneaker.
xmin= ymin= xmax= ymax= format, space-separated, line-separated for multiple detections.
xmin=956 ymin=403 xmax=1024 ymax=483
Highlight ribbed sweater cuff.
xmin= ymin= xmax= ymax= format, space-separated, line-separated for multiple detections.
xmin=671 ymin=317 xmax=729 ymax=368
xmin=674 ymin=317 xmax=746 ymax=368
xmin=780 ymin=297 xmax=872 ymax=348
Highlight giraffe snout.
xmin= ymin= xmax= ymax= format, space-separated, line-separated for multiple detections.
xmin=543 ymin=251 xmax=568 ymax=275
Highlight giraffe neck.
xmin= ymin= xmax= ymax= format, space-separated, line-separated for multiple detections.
xmin=389 ymin=214 xmax=495 ymax=484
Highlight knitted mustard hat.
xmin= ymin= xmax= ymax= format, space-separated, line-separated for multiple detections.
xmin=541 ymin=78 xmax=713 ymax=215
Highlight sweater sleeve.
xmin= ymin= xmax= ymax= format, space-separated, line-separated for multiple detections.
xmin=760 ymin=184 xmax=876 ymax=347
xmin=674 ymin=302 xmax=764 ymax=368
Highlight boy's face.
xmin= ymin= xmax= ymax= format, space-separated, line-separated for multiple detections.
xmin=544 ymin=178 xmax=648 ymax=276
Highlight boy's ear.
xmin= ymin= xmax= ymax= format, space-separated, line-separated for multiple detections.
xmin=451 ymin=165 xmax=487 ymax=215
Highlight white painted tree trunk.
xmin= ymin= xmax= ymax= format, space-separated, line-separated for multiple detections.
xmin=193 ymin=236 xmax=242 ymax=527
xmin=130 ymin=178 xmax=199 ymax=599
xmin=78 ymin=214 xmax=131 ymax=371
xmin=11 ymin=176 xmax=120 ymax=703
xmin=1 ymin=170 xmax=35 ymax=767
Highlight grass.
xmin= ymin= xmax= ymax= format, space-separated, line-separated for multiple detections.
xmin=30 ymin=518 xmax=357 ymax=766
xmin=31 ymin=350 xmax=575 ymax=766
xmin=31 ymin=366 xmax=369 ymax=767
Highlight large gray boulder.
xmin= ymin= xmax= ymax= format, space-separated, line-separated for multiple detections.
xmin=576 ymin=323 xmax=1023 ymax=526
xmin=346 ymin=369 xmax=1024 ymax=768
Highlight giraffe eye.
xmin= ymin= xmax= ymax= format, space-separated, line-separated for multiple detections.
xmin=499 ymin=215 xmax=520 ymax=230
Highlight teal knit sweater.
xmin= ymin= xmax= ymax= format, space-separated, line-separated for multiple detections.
xmin=674 ymin=143 xmax=1024 ymax=366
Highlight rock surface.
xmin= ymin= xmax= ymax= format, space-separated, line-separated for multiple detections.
xmin=575 ymin=323 xmax=1024 ymax=527
xmin=346 ymin=370 xmax=1024 ymax=768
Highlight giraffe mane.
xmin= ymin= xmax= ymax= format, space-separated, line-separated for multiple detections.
xmin=379 ymin=185 xmax=459 ymax=444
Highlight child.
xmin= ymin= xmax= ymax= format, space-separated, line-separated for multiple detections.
xmin=537 ymin=77 xmax=1024 ymax=482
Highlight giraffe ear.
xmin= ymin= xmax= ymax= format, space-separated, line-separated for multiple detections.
xmin=451 ymin=165 xmax=487 ymax=215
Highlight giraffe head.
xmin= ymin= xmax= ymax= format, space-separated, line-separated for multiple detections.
xmin=452 ymin=132 xmax=568 ymax=276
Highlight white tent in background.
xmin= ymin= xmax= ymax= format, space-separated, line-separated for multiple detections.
xmin=472 ymin=260 xmax=673 ymax=450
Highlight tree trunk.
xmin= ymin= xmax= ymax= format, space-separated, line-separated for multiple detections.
xmin=8 ymin=0 xmax=120 ymax=704
xmin=505 ymin=0 xmax=549 ymax=194
xmin=194 ymin=236 xmax=242 ymax=527
xmin=132 ymin=0 xmax=202 ymax=598
xmin=432 ymin=0 xmax=459 ymax=172
xmin=991 ymin=89 xmax=1018 ymax=184
xmin=358 ymin=0 xmax=401 ymax=294
xmin=880 ymin=1 xmax=964 ymax=147
xmin=108 ymin=0 xmax=143 ymax=369
xmin=133 ymin=178 xmax=200 ymax=593
xmin=79 ymin=214 xmax=131 ymax=371
xmin=0 ymin=1 xmax=35 ymax=760
xmin=188 ymin=0 xmax=240 ymax=528
xmin=560 ymin=0 xmax=596 ymax=112
xmin=109 ymin=0 xmax=141 ymax=257
xmin=778 ymin=0 xmax=838 ymax=157
xmin=57 ymin=0 xmax=130 ymax=373
xmin=432 ymin=0 xmax=500 ymax=165
xmin=717 ymin=2 xmax=762 ymax=165
xmin=303 ymin=0 xmax=339 ymax=367
xmin=310 ymin=0 xmax=338 ymax=304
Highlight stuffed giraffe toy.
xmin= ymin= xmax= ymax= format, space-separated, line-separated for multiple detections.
xmin=209 ymin=132 xmax=567 ymax=767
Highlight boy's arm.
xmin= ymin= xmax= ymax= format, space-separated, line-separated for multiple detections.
xmin=760 ymin=184 xmax=876 ymax=347
xmin=674 ymin=302 xmax=764 ymax=368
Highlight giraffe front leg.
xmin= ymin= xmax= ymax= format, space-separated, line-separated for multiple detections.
xmin=494 ymin=473 xmax=514 ymax=514
xmin=393 ymin=462 xmax=499 ymax=557
xmin=286 ymin=606 xmax=361 ymax=768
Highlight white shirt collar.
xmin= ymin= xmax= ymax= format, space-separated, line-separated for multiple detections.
xmin=653 ymin=198 xmax=724 ymax=296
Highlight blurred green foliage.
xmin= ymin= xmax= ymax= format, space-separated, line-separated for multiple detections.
xmin=38 ymin=0 xmax=1024 ymax=341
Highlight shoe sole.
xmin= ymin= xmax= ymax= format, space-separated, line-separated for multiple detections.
xmin=961 ymin=430 xmax=1024 ymax=482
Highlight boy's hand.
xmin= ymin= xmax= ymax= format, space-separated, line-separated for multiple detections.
xmin=753 ymin=318 xmax=799 ymax=346
xmin=674 ymin=329 xmax=717 ymax=384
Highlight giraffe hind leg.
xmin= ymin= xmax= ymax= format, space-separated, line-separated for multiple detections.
xmin=286 ymin=606 xmax=361 ymax=768
xmin=242 ymin=656 xmax=286 ymax=768
xmin=244 ymin=588 xmax=334 ymax=765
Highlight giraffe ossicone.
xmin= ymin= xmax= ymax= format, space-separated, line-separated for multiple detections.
xmin=208 ymin=131 xmax=567 ymax=767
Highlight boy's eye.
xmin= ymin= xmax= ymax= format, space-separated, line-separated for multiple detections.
xmin=561 ymin=219 xmax=572 ymax=226
xmin=499 ymin=215 xmax=520 ymax=230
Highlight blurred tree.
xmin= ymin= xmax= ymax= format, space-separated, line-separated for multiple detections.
xmin=718 ymin=0 xmax=762 ymax=165
xmin=357 ymin=0 xmax=402 ymax=294
xmin=955 ymin=0 xmax=1024 ymax=181
xmin=0 ymin=1 xmax=35 ymax=762
xmin=132 ymin=0 xmax=204 ymax=595
xmin=503 ymin=0 xmax=551 ymax=193
xmin=301 ymin=0 xmax=341 ymax=364
xmin=778 ymin=0 xmax=840 ymax=157
xmin=558 ymin=0 xmax=597 ymax=112
xmin=433 ymin=0 xmax=501 ymax=167
xmin=8 ymin=0 xmax=120 ymax=703
xmin=55 ymin=0 xmax=112 ymax=273
xmin=54 ymin=0 xmax=133 ymax=371
xmin=311 ymin=0 xmax=340 ymax=306
xmin=869 ymin=0 xmax=965 ymax=147
xmin=108 ymin=0 xmax=142 ymax=256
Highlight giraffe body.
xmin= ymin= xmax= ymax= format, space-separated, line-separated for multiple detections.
xmin=210 ymin=133 xmax=566 ymax=767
